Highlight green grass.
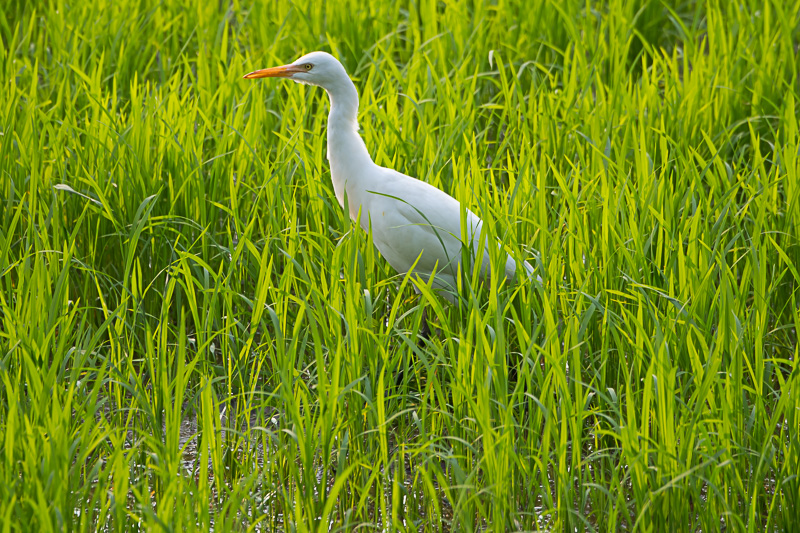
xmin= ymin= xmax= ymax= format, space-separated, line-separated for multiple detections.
xmin=1 ymin=0 xmax=799 ymax=530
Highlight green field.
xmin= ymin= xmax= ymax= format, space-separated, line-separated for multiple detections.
xmin=1 ymin=0 xmax=799 ymax=530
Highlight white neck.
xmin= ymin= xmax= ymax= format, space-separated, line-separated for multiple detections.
xmin=323 ymin=77 xmax=376 ymax=213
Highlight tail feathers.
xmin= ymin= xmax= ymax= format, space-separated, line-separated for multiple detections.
xmin=521 ymin=259 xmax=543 ymax=284
xmin=504 ymin=253 xmax=543 ymax=285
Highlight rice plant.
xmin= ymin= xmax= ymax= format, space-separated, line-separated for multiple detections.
xmin=1 ymin=0 xmax=798 ymax=530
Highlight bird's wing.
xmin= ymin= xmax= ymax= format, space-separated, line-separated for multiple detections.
xmin=362 ymin=169 xmax=490 ymax=277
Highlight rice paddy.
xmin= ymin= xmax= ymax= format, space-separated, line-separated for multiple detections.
xmin=1 ymin=0 xmax=799 ymax=530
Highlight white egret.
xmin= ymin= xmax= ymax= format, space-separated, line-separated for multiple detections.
xmin=244 ymin=52 xmax=537 ymax=315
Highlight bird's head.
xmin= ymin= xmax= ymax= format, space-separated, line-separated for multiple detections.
xmin=243 ymin=51 xmax=348 ymax=90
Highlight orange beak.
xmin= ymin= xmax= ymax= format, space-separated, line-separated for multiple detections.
xmin=243 ymin=64 xmax=305 ymax=79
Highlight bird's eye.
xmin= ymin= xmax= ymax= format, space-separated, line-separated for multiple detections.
xmin=304 ymin=64 xmax=313 ymax=71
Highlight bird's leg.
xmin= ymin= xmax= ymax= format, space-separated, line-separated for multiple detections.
xmin=395 ymin=301 xmax=431 ymax=389
xmin=418 ymin=305 xmax=431 ymax=342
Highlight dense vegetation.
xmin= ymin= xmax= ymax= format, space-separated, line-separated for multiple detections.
xmin=1 ymin=0 xmax=798 ymax=530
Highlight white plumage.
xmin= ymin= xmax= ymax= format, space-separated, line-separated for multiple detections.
xmin=244 ymin=51 xmax=537 ymax=302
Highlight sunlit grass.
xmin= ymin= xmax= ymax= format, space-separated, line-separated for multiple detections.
xmin=1 ymin=0 xmax=798 ymax=530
